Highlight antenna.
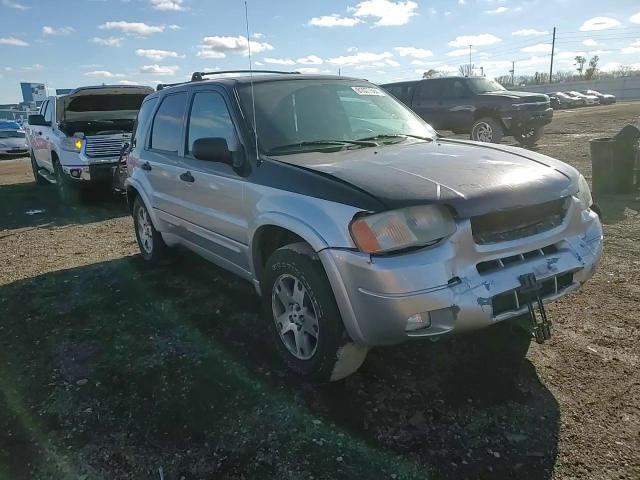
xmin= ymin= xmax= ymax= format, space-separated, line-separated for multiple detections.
xmin=244 ymin=1 xmax=259 ymax=161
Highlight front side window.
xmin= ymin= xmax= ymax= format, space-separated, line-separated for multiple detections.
xmin=186 ymin=91 xmax=237 ymax=154
xmin=150 ymin=92 xmax=187 ymax=152
xmin=42 ymin=101 xmax=53 ymax=123
xmin=237 ymin=80 xmax=435 ymax=154
xmin=466 ymin=78 xmax=506 ymax=94
xmin=441 ymin=80 xmax=468 ymax=99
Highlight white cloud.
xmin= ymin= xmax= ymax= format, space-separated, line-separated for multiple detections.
xmin=517 ymin=56 xmax=549 ymax=68
xmin=521 ymin=43 xmax=552 ymax=53
xmin=579 ymin=17 xmax=621 ymax=32
xmin=263 ymin=57 xmax=296 ymax=65
xmin=621 ymin=41 xmax=640 ymax=54
xmin=308 ymin=15 xmax=361 ymax=27
xmin=136 ymin=48 xmax=182 ymax=60
xmin=196 ymin=35 xmax=273 ymax=58
xmin=485 ymin=6 xmax=508 ymax=14
xmin=557 ymin=51 xmax=586 ymax=59
xmin=297 ymin=55 xmax=323 ymax=65
xmin=410 ymin=60 xmax=437 ymax=66
xmin=458 ymin=0 xmax=465 ymax=4
xmin=168 ymin=24 xmax=181 ymax=30
xmin=512 ymin=29 xmax=548 ymax=36
xmin=0 ymin=36 xmax=28 ymax=46
xmin=630 ymin=12 xmax=640 ymax=24
xmin=253 ymin=32 xmax=265 ymax=39
xmin=394 ymin=46 xmax=433 ymax=58
xmin=99 ymin=21 xmax=165 ymax=36
xmin=588 ymin=49 xmax=611 ymax=55
xmin=327 ymin=51 xmax=394 ymax=66
xmin=447 ymin=48 xmax=476 ymax=57
xmin=448 ymin=33 xmax=501 ymax=47
xmin=92 ymin=36 xmax=123 ymax=47
xmin=1 ymin=0 xmax=29 ymax=10
xmin=118 ymin=80 xmax=141 ymax=85
xmin=149 ymin=0 xmax=186 ymax=11
xmin=582 ymin=39 xmax=598 ymax=47
xmin=351 ymin=0 xmax=418 ymax=26
xmin=139 ymin=64 xmax=179 ymax=75
xmin=600 ymin=62 xmax=621 ymax=72
xmin=42 ymin=26 xmax=74 ymax=36
xmin=22 ymin=63 xmax=43 ymax=71
xmin=84 ymin=70 xmax=125 ymax=78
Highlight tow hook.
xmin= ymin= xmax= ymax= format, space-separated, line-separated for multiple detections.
xmin=519 ymin=273 xmax=552 ymax=344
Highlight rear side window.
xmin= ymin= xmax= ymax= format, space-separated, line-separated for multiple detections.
xmin=186 ymin=91 xmax=237 ymax=154
xmin=132 ymin=97 xmax=158 ymax=149
xmin=150 ymin=92 xmax=187 ymax=152
xmin=416 ymin=80 xmax=442 ymax=100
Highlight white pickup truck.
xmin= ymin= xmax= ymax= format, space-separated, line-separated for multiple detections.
xmin=26 ymin=85 xmax=153 ymax=201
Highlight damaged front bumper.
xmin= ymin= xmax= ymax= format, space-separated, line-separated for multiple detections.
xmin=320 ymin=199 xmax=602 ymax=346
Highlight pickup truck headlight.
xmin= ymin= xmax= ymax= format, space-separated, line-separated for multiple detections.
xmin=576 ymin=174 xmax=593 ymax=210
xmin=61 ymin=137 xmax=83 ymax=152
xmin=349 ymin=205 xmax=456 ymax=254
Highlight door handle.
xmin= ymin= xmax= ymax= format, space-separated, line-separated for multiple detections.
xmin=180 ymin=171 xmax=195 ymax=183
xmin=140 ymin=161 xmax=152 ymax=171
xmin=37 ymin=131 xmax=42 ymax=136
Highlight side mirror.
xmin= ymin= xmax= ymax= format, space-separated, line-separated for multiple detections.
xmin=192 ymin=137 xmax=233 ymax=164
xmin=28 ymin=114 xmax=48 ymax=126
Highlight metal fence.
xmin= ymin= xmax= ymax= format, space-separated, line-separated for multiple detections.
xmin=514 ymin=76 xmax=640 ymax=101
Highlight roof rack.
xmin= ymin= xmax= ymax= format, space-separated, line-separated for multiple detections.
xmin=191 ymin=70 xmax=300 ymax=81
xmin=156 ymin=70 xmax=301 ymax=91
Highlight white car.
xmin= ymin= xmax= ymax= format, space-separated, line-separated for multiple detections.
xmin=0 ymin=121 xmax=28 ymax=155
xmin=567 ymin=91 xmax=599 ymax=105
xmin=26 ymin=85 xmax=153 ymax=201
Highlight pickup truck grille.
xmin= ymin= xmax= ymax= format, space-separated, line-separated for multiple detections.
xmin=471 ymin=197 xmax=569 ymax=244
xmin=84 ymin=133 xmax=132 ymax=158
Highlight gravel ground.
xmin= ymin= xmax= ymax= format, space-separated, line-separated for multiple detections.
xmin=0 ymin=102 xmax=638 ymax=479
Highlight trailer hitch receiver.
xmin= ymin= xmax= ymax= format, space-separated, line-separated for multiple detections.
xmin=518 ymin=273 xmax=552 ymax=344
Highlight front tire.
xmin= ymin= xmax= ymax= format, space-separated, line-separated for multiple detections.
xmin=53 ymin=161 xmax=81 ymax=203
xmin=30 ymin=151 xmax=49 ymax=186
xmin=514 ymin=126 xmax=544 ymax=148
xmin=470 ymin=117 xmax=504 ymax=143
xmin=262 ymin=242 xmax=367 ymax=382
xmin=133 ymin=196 xmax=168 ymax=263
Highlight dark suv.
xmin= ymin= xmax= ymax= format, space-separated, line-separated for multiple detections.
xmin=382 ymin=77 xmax=553 ymax=147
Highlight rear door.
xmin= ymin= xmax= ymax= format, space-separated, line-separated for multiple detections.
xmin=411 ymin=80 xmax=444 ymax=128
xmin=177 ymin=88 xmax=249 ymax=273
xmin=142 ymin=91 xmax=190 ymax=219
xmin=437 ymin=79 xmax=474 ymax=130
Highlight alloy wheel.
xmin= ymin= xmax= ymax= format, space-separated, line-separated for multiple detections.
xmin=137 ymin=205 xmax=154 ymax=254
xmin=473 ymin=122 xmax=493 ymax=142
xmin=271 ymin=273 xmax=320 ymax=360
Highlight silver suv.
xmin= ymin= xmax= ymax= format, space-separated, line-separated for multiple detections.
xmin=125 ymin=71 xmax=603 ymax=381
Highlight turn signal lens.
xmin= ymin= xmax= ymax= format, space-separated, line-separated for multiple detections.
xmin=349 ymin=205 xmax=456 ymax=254
xmin=74 ymin=138 xmax=83 ymax=150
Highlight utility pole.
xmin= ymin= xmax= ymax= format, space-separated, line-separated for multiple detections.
xmin=510 ymin=60 xmax=515 ymax=86
xmin=338 ymin=67 xmax=341 ymax=76
xmin=469 ymin=45 xmax=472 ymax=76
xmin=480 ymin=66 xmax=484 ymax=77
xmin=549 ymin=27 xmax=556 ymax=84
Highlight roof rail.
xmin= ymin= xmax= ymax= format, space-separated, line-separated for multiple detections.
xmin=156 ymin=81 xmax=187 ymax=91
xmin=191 ymin=70 xmax=300 ymax=81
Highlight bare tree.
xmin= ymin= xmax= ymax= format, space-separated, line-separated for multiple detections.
xmin=458 ymin=64 xmax=474 ymax=77
xmin=584 ymin=55 xmax=599 ymax=80
xmin=422 ymin=69 xmax=439 ymax=79
xmin=574 ymin=56 xmax=587 ymax=78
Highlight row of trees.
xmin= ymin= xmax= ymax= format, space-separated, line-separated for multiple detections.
xmin=422 ymin=55 xmax=640 ymax=85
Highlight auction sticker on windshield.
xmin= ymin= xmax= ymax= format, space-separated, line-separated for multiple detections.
xmin=351 ymin=86 xmax=385 ymax=96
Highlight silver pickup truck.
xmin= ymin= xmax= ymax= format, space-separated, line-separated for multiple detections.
xmin=26 ymin=85 xmax=152 ymax=201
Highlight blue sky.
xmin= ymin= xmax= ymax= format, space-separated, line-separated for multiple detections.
xmin=0 ymin=0 xmax=639 ymax=103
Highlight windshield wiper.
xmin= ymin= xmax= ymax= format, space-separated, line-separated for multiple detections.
xmin=356 ymin=133 xmax=434 ymax=142
xmin=267 ymin=139 xmax=377 ymax=153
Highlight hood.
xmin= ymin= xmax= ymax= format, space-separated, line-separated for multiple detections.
xmin=271 ymin=139 xmax=579 ymax=218
xmin=59 ymin=85 xmax=154 ymax=123
xmin=478 ymin=90 xmax=549 ymax=102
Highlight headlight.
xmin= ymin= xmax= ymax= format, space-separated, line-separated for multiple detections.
xmin=576 ymin=174 xmax=593 ymax=210
xmin=61 ymin=137 xmax=83 ymax=152
xmin=349 ymin=205 xmax=456 ymax=254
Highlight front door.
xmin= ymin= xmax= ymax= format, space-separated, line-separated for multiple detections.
xmin=176 ymin=89 xmax=249 ymax=273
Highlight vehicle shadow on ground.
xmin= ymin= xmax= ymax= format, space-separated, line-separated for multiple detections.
xmin=0 ymin=252 xmax=559 ymax=479
xmin=0 ymin=181 xmax=128 ymax=232
xmin=595 ymin=193 xmax=640 ymax=225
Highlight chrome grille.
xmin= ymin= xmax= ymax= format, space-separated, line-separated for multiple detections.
xmin=84 ymin=133 xmax=132 ymax=158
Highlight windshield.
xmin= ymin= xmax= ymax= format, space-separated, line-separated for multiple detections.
xmin=0 ymin=130 xmax=24 ymax=138
xmin=465 ymin=78 xmax=506 ymax=94
xmin=237 ymin=79 xmax=436 ymax=154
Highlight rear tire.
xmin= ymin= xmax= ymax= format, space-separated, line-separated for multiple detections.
xmin=53 ymin=160 xmax=81 ymax=203
xmin=133 ymin=196 xmax=168 ymax=263
xmin=30 ymin=151 xmax=49 ymax=186
xmin=514 ymin=126 xmax=544 ymax=148
xmin=262 ymin=242 xmax=367 ymax=382
xmin=470 ymin=117 xmax=504 ymax=143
